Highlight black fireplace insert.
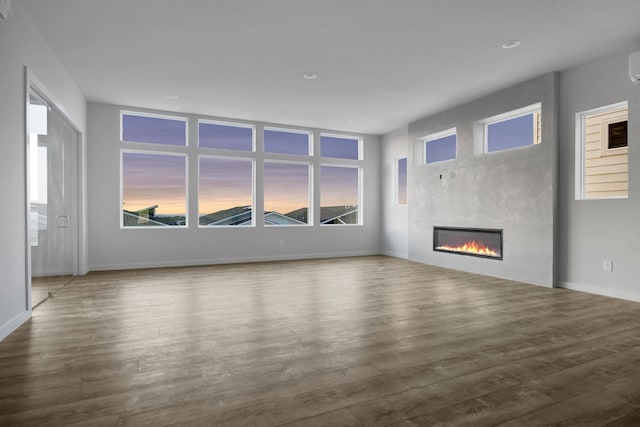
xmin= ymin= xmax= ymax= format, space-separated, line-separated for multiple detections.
xmin=433 ymin=226 xmax=503 ymax=260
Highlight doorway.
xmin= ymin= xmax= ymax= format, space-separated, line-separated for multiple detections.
xmin=27 ymin=89 xmax=79 ymax=308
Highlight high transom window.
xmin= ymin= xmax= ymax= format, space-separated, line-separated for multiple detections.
xmin=480 ymin=103 xmax=541 ymax=153
xmin=424 ymin=128 xmax=456 ymax=164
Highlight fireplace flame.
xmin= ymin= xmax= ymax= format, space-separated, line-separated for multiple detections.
xmin=436 ymin=240 xmax=499 ymax=257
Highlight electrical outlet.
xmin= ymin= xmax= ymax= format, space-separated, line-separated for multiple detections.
xmin=603 ymin=260 xmax=613 ymax=272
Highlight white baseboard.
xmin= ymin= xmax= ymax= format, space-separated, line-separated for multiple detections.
xmin=380 ymin=250 xmax=409 ymax=259
xmin=0 ymin=310 xmax=31 ymax=342
xmin=89 ymin=250 xmax=381 ymax=271
xmin=557 ymin=281 xmax=640 ymax=303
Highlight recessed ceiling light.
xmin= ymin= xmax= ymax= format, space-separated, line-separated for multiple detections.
xmin=165 ymin=94 xmax=179 ymax=100
xmin=501 ymin=40 xmax=521 ymax=49
xmin=302 ymin=73 xmax=318 ymax=80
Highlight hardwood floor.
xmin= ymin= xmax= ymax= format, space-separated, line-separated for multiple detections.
xmin=2 ymin=256 xmax=640 ymax=426
xmin=30 ymin=276 xmax=50 ymax=308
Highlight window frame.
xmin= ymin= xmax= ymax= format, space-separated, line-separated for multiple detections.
xmin=575 ymin=101 xmax=629 ymax=200
xmin=263 ymin=126 xmax=313 ymax=157
xmin=479 ymin=103 xmax=541 ymax=153
xmin=396 ymin=156 xmax=408 ymax=206
xmin=119 ymin=109 xmax=367 ymax=230
xmin=319 ymin=132 xmax=363 ymax=160
xmin=120 ymin=149 xmax=189 ymax=229
xmin=319 ymin=163 xmax=363 ymax=226
xmin=120 ymin=110 xmax=188 ymax=147
xmin=197 ymin=119 xmax=255 ymax=152
xmin=120 ymin=110 xmax=190 ymax=229
xmin=423 ymin=128 xmax=457 ymax=164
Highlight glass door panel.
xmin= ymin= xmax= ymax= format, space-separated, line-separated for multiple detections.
xmin=28 ymin=91 xmax=77 ymax=308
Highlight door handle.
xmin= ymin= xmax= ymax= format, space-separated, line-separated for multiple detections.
xmin=57 ymin=215 xmax=69 ymax=228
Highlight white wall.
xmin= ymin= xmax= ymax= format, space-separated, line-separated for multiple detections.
xmin=557 ymin=46 xmax=640 ymax=301
xmin=381 ymin=126 xmax=409 ymax=258
xmin=407 ymin=74 xmax=558 ymax=287
xmin=0 ymin=3 xmax=86 ymax=340
xmin=87 ymin=102 xmax=381 ymax=270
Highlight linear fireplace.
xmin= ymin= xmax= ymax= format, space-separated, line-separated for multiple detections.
xmin=433 ymin=226 xmax=503 ymax=260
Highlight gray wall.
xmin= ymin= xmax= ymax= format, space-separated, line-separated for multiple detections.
xmin=557 ymin=46 xmax=640 ymax=301
xmin=0 ymin=3 xmax=86 ymax=340
xmin=87 ymin=102 xmax=381 ymax=270
xmin=407 ymin=74 xmax=558 ymax=287
xmin=381 ymin=126 xmax=409 ymax=258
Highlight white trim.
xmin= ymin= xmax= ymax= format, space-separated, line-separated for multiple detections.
xmin=421 ymin=127 xmax=457 ymax=143
xmin=88 ymin=250 xmax=381 ymax=271
xmin=395 ymin=156 xmax=408 ymax=207
xmin=24 ymin=71 xmax=32 ymax=313
xmin=557 ymin=281 xmax=640 ymax=303
xmin=574 ymin=101 xmax=628 ymax=201
xmin=120 ymin=150 xmax=189 ymax=229
xmin=0 ymin=310 xmax=32 ymax=342
xmin=380 ymin=250 xmax=409 ymax=259
xmin=575 ymin=111 xmax=585 ymax=200
xmin=421 ymin=128 xmax=457 ymax=164
xmin=576 ymin=101 xmax=629 ymax=120
xmin=120 ymin=110 xmax=188 ymax=147
xmin=479 ymin=103 xmax=541 ymax=153
xmin=26 ymin=69 xmax=83 ymax=134
xmin=197 ymin=118 xmax=256 ymax=152
xmin=25 ymin=67 xmax=86 ymax=312
xmin=358 ymin=164 xmax=364 ymax=226
xmin=479 ymin=103 xmax=542 ymax=127
xmin=319 ymin=164 xmax=362 ymax=226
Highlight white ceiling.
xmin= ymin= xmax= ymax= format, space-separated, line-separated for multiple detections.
xmin=23 ymin=0 xmax=640 ymax=135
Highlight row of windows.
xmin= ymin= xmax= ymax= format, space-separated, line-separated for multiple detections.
xmin=120 ymin=111 xmax=363 ymax=228
xmin=121 ymin=111 xmax=361 ymax=159
xmin=401 ymin=101 xmax=629 ymax=202
xmin=422 ymin=103 xmax=542 ymax=164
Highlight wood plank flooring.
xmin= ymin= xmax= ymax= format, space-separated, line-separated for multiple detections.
xmin=2 ymin=256 xmax=640 ymax=426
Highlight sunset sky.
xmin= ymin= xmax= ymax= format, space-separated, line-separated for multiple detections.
xmin=122 ymin=152 xmax=186 ymax=214
xmin=122 ymin=114 xmax=186 ymax=146
xmin=123 ymin=156 xmax=360 ymax=216
xmin=263 ymin=162 xmax=309 ymax=214
xmin=320 ymin=166 xmax=358 ymax=208
xmin=122 ymin=115 xmax=361 ymax=217
xmin=199 ymin=157 xmax=252 ymax=214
